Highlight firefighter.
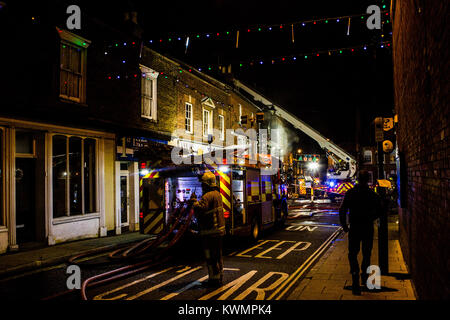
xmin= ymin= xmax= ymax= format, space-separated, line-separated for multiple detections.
xmin=189 ymin=172 xmax=225 ymax=287
xmin=339 ymin=170 xmax=383 ymax=295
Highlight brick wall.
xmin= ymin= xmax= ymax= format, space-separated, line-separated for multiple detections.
xmin=393 ymin=0 xmax=449 ymax=299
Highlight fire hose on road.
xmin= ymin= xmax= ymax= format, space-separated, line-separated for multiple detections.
xmin=54 ymin=203 xmax=196 ymax=301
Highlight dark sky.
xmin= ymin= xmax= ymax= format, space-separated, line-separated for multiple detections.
xmin=8 ymin=0 xmax=394 ymax=154
xmin=129 ymin=0 xmax=394 ymax=153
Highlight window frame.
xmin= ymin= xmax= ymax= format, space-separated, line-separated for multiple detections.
xmin=363 ymin=150 xmax=373 ymax=164
xmin=139 ymin=65 xmax=159 ymax=121
xmin=185 ymin=102 xmax=193 ymax=134
xmin=218 ymin=114 xmax=225 ymax=140
xmin=51 ymin=133 xmax=98 ymax=218
xmin=202 ymin=108 xmax=212 ymax=137
xmin=56 ymin=27 xmax=90 ymax=104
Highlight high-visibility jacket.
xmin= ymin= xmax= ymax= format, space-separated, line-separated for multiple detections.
xmin=193 ymin=187 xmax=225 ymax=236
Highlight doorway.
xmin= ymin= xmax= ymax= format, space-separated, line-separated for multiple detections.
xmin=120 ymin=168 xmax=130 ymax=232
xmin=15 ymin=158 xmax=36 ymax=243
xmin=15 ymin=130 xmax=45 ymax=246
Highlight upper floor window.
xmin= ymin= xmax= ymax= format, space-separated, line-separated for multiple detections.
xmin=57 ymin=27 xmax=90 ymax=103
xmin=185 ymin=102 xmax=193 ymax=134
xmin=140 ymin=65 xmax=158 ymax=120
xmin=363 ymin=150 xmax=373 ymax=164
xmin=219 ymin=115 xmax=225 ymax=140
xmin=203 ymin=109 xmax=211 ymax=137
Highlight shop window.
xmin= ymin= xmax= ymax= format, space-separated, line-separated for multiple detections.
xmin=52 ymin=135 xmax=97 ymax=218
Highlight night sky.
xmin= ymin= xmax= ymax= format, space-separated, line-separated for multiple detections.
xmin=6 ymin=0 xmax=394 ymax=154
xmin=132 ymin=0 xmax=394 ymax=154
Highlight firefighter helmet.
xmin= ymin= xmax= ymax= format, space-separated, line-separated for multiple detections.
xmin=201 ymin=172 xmax=217 ymax=187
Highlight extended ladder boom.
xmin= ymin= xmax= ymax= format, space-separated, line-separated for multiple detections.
xmin=233 ymin=80 xmax=356 ymax=179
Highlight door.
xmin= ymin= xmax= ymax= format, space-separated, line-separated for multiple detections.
xmin=120 ymin=172 xmax=129 ymax=227
xmin=15 ymin=158 xmax=36 ymax=243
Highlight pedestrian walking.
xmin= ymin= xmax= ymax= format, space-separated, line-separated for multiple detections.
xmin=339 ymin=170 xmax=383 ymax=295
xmin=189 ymin=172 xmax=225 ymax=287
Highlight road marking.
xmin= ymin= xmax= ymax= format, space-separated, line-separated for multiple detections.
xmin=126 ymin=266 xmax=202 ymax=300
xmin=93 ymin=266 xmax=175 ymax=300
xmin=254 ymin=241 xmax=287 ymax=259
xmin=275 ymin=242 xmax=311 ymax=259
xmin=267 ymin=228 xmax=342 ymax=300
xmin=161 ymin=276 xmax=208 ymax=300
xmin=161 ymin=268 xmax=240 ymax=300
xmin=235 ymin=240 xmax=277 ymax=258
xmin=199 ymin=270 xmax=257 ymax=300
xmin=234 ymin=272 xmax=289 ymax=300
xmin=285 ymin=225 xmax=318 ymax=231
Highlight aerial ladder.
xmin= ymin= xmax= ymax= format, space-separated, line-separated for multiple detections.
xmin=233 ymin=79 xmax=357 ymax=181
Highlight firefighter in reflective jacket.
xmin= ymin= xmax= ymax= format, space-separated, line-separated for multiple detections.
xmin=190 ymin=172 xmax=225 ymax=286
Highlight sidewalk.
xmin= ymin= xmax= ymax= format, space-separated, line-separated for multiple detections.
xmin=0 ymin=232 xmax=151 ymax=279
xmin=288 ymin=216 xmax=417 ymax=300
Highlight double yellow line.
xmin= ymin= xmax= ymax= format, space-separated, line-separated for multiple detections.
xmin=267 ymin=227 xmax=343 ymax=300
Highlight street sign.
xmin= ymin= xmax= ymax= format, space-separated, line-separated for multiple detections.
xmin=383 ymin=118 xmax=394 ymax=131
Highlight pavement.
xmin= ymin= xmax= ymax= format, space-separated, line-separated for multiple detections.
xmin=0 ymin=232 xmax=151 ymax=279
xmin=287 ymin=216 xmax=417 ymax=300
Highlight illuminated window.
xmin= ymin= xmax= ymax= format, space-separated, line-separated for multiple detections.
xmin=363 ymin=150 xmax=373 ymax=164
xmin=185 ymin=102 xmax=193 ymax=133
xmin=140 ymin=65 xmax=158 ymax=120
xmin=219 ymin=115 xmax=224 ymax=140
xmin=203 ymin=109 xmax=212 ymax=137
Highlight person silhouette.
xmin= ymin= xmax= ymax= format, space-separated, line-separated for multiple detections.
xmin=339 ymin=170 xmax=383 ymax=295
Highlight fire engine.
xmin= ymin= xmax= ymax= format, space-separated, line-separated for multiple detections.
xmin=139 ymin=160 xmax=288 ymax=241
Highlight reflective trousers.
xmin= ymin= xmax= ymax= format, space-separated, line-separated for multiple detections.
xmin=201 ymin=235 xmax=224 ymax=282
xmin=348 ymin=225 xmax=374 ymax=275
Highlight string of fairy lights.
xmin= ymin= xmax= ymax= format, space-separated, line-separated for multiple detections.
xmin=102 ymin=2 xmax=392 ymax=83
xmin=144 ymin=9 xmax=391 ymax=50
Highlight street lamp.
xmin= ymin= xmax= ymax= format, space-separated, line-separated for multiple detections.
xmin=308 ymin=161 xmax=319 ymax=171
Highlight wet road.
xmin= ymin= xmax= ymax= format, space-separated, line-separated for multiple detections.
xmin=0 ymin=201 xmax=342 ymax=301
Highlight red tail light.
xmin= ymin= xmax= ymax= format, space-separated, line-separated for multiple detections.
xmin=224 ymin=211 xmax=230 ymax=219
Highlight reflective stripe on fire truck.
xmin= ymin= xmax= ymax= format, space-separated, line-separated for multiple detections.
xmin=204 ymin=164 xmax=231 ymax=215
xmin=336 ymin=182 xmax=354 ymax=194
xmin=140 ymin=167 xmax=163 ymax=235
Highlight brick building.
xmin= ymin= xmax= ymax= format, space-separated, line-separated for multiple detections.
xmin=392 ymin=0 xmax=449 ymax=299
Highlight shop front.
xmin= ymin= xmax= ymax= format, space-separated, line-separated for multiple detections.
xmin=0 ymin=118 xmax=115 ymax=253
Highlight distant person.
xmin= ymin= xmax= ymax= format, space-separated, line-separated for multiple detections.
xmin=339 ymin=170 xmax=383 ymax=295
xmin=190 ymin=172 xmax=225 ymax=287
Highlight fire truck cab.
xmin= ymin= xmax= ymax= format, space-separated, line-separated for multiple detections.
xmin=139 ymin=163 xmax=288 ymax=241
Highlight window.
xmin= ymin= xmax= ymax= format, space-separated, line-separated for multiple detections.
xmin=368 ymin=171 xmax=374 ymax=185
xmin=363 ymin=150 xmax=373 ymax=164
xmin=203 ymin=109 xmax=212 ymax=137
xmin=219 ymin=115 xmax=224 ymax=140
xmin=140 ymin=65 xmax=158 ymax=120
xmin=239 ymin=104 xmax=242 ymax=125
xmin=57 ymin=28 xmax=90 ymax=103
xmin=52 ymin=135 xmax=96 ymax=218
xmin=0 ymin=128 xmax=3 ymax=226
xmin=185 ymin=103 xmax=193 ymax=133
